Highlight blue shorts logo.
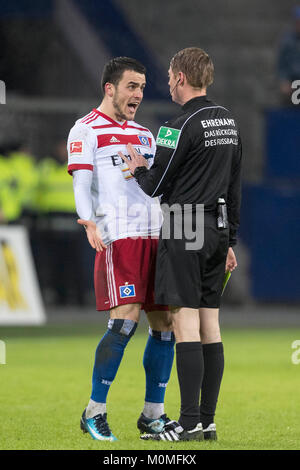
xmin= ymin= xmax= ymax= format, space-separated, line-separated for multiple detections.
xmin=120 ymin=284 xmax=136 ymax=298
xmin=138 ymin=135 xmax=150 ymax=146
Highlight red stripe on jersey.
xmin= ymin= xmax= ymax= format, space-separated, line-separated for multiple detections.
xmin=68 ymin=164 xmax=93 ymax=175
xmin=126 ymin=125 xmax=150 ymax=132
xmin=92 ymin=109 xmax=128 ymax=129
xmin=97 ymin=134 xmax=152 ymax=148
xmin=80 ymin=111 xmax=96 ymax=123
xmin=92 ymin=124 xmax=117 ymax=130
xmin=84 ymin=113 xmax=99 ymax=125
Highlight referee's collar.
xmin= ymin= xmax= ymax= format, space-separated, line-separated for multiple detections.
xmin=182 ymin=95 xmax=211 ymax=111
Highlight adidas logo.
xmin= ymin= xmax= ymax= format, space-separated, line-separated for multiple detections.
xmin=110 ymin=136 xmax=120 ymax=143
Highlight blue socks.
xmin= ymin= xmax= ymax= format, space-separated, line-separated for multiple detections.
xmin=143 ymin=328 xmax=175 ymax=404
xmin=91 ymin=319 xmax=137 ymax=403
xmin=90 ymin=320 xmax=175 ymax=415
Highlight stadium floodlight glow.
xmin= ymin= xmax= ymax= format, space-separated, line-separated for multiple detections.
xmin=0 ymin=80 xmax=6 ymax=104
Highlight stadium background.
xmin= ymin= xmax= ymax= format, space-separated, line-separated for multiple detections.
xmin=0 ymin=0 xmax=300 ymax=451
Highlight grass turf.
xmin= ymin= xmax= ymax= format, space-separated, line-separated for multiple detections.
xmin=0 ymin=323 xmax=299 ymax=450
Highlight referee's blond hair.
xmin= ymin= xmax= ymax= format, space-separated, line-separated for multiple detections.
xmin=170 ymin=47 xmax=214 ymax=90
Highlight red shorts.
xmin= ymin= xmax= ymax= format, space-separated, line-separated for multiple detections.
xmin=94 ymin=237 xmax=168 ymax=312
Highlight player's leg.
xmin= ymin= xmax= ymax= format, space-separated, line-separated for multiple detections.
xmin=140 ymin=233 xmax=205 ymax=441
xmin=137 ymin=236 xmax=176 ymax=434
xmin=137 ymin=309 xmax=175 ymax=434
xmin=199 ymin=307 xmax=224 ymax=440
xmin=170 ymin=306 xmax=204 ymax=432
xmin=141 ymin=307 xmax=204 ymax=442
xmin=88 ymin=304 xmax=140 ymax=414
xmin=82 ymin=303 xmax=140 ymax=440
xmin=197 ymin=224 xmax=228 ymax=440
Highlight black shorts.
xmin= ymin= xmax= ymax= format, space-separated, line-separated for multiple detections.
xmin=154 ymin=214 xmax=229 ymax=309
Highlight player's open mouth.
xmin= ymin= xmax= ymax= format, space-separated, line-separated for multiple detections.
xmin=128 ymin=103 xmax=139 ymax=112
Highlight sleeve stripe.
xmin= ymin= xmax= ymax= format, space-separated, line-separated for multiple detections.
xmin=68 ymin=164 xmax=93 ymax=175
xmin=150 ymin=106 xmax=228 ymax=197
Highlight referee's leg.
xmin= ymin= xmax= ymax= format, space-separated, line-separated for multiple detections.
xmin=199 ymin=308 xmax=224 ymax=431
xmin=170 ymin=307 xmax=203 ymax=431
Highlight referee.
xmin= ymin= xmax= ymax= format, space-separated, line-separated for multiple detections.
xmin=120 ymin=47 xmax=242 ymax=442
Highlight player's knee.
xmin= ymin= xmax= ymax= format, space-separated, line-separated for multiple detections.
xmin=146 ymin=310 xmax=173 ymax=332
xmin=110 ymin=303 xmax=141 ymax=322
xmin=200 ymin=326 xmax=221 ymax=344
xmin=108 ymin=318 xmax=138 ymax=339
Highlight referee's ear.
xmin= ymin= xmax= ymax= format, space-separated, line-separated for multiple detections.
xmin=177 ymin=71 xmax=184 ymax=86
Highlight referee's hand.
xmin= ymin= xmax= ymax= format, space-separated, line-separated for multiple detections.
xmin=118 ymin=143 xmax=148 ymax=174
xmin=226 ymin=247 xmax=237 ymax=272
xmin=77 ymin=219 xmax=107 ymax=252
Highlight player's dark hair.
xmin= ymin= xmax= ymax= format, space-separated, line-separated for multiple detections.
xmin=101 ymin=57 xmax=146 ymax=95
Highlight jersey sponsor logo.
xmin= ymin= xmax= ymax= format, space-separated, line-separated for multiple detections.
xmin=70 ymin=141 xmax=83 ymax=154
xmin=119 ymin=283 xmax=136 ymax=298
xmin=111 ymin=153 xmax=153 ymax=166
xmin=156 ymin=126 xmax=180 ymax=149
xmin=138 ymin=135 xmax=150 ymax=146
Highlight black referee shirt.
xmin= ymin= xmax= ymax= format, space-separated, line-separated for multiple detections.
xmin=134 ymin=96 xmax=242 ymax=246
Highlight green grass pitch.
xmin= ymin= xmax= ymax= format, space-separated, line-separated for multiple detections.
xmin=0 ymin=322 xmax=299 ymax=450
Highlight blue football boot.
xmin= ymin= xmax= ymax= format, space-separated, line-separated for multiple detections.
xmin=80 ymin=409 xmax=117 ymax=441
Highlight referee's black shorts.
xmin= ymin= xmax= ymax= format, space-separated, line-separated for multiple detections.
xmin=154 ymin=213 xmax=229 ymax=309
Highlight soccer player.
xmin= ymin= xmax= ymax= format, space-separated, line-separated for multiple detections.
xmin=67 ymin=57 xmax=175 ymax=441
xmin=120 ymin=47 xmax=242 ymax=442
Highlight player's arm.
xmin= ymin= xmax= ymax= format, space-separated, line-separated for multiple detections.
xmin=227 ymin=137 xmax=242 ymax=247
xmin=67 ymin=124 xmax=106 ymax=252
xmin=119 ymin=124 xmax=191 ymax=197
xmin=72 ymin=170 xmax=106 ymax=252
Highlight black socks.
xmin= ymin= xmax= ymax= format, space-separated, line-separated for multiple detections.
xmin=200 ymin=342 xmax=225 ymax=429
xmin=176 ymin=341 xmax=224 ymax=431
xmin=176 ymin=342 xmax=204 ymax=431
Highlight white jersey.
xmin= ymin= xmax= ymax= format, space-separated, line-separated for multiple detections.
xmin=67 ymin=108 xmax=162 ymax=245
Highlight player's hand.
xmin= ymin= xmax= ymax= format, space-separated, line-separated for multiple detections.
xmin=118 ymin=143 xmax=148 ymax=174
xmin=225 ymin=247 xmax=237 ymax=272
xmin=77 ymin=219 xmax=107 ymax=252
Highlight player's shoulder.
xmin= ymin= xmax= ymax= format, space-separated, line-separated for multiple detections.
xmin=69 ymin=109 xmax=111 ymax=140
xmin=126 ymin=120 xmax=153 ymax=136
xmin=75 ymin=108 xmax=110 ymax=128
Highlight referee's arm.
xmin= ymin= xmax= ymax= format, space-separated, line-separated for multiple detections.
xmin=134 ymin=127 xmax=191 ymax=197
xmin=227 ymin=139 xmax=242 ymax=247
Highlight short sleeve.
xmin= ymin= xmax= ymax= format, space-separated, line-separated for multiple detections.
xmin=67 ymin=123 xmax=97 ymax=175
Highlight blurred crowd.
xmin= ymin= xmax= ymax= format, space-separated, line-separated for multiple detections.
xmin=0 ymin=141 xmax=74 ymax=224
xmin=0 ymin=141 xmax=94 ymax=307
